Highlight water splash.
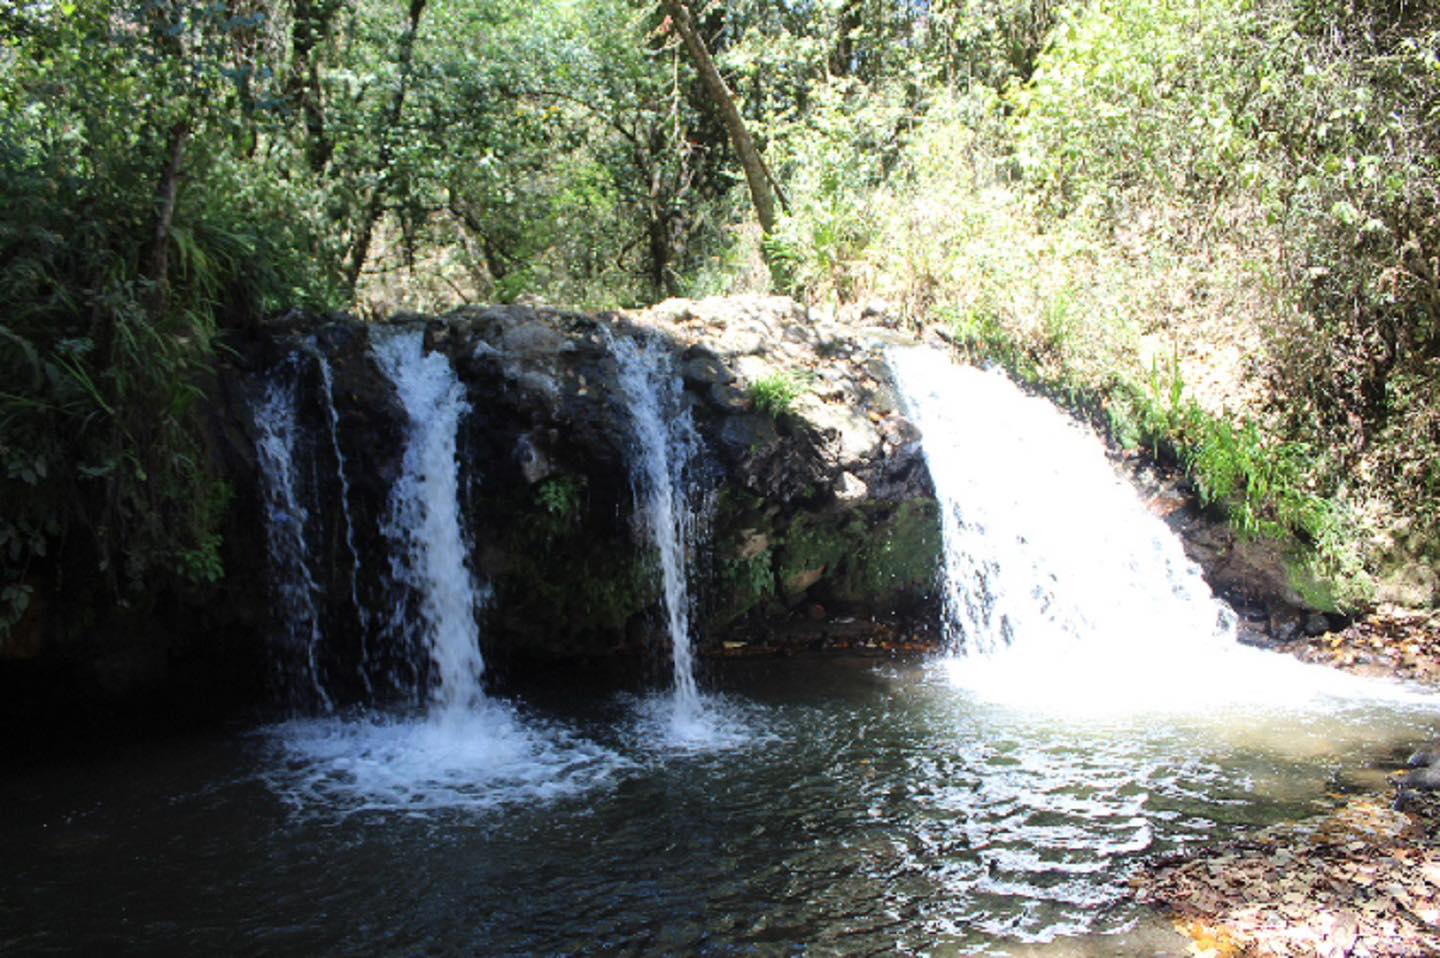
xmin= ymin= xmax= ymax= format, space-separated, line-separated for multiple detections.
xmin=265 ymin=704 xmax=631 ymax=818
xmin=371 ymin=328 xmax=487 ymax=714
xmin=888 ymin=345 xmax=1434 ymax=715
xmin=251 ymin=359 xmax=333 ymax=711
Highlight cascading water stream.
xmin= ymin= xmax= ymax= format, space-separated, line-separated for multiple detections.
xmin=602 ymin=327 xmax=752 ymax=750
xmin=308 ymin=342 xmax=373 ymax=695
xmin=371 ymin=328 xmax=488 ymax=716
xmin=606 ymin=330 xmax=704 ymax=715
xmin=263 ymin=327 xmax=627 ymax=814
xmin=887 ymin=345 xmax=1428 ymax=714
xmin=252 ymin=361 xmax=333 ymax=712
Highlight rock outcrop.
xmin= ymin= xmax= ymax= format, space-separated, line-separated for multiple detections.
xmin=209 ymin=296 xmax=939 ymax=705
xmin=4 ymin=294 xmax=1354 ymax=728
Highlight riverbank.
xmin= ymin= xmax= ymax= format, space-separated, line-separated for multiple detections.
xmin=1135 ymin=611 xmax=1440 ymax=957
xmin=1272 ymin=608 xmax=1440 ymax=688
xmin=1135 ymin=790 xmax=1440 ymax=957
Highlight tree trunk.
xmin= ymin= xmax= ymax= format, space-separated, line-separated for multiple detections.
xmin=662 ymin=0 xmax=778 ymax=235
xmin=146 ymin=120 xmax=191 ymax=312
xmin=288 ymin=0 xmax=341 ymax=174
xmin=829 ymin=0 xmax=861 ymax=77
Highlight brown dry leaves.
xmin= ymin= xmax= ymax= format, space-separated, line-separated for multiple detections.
xmin=1134 ymin=793 xmax=1440 ymax=957
xmin=1278 ymin=609 xmax=1440 ymax=687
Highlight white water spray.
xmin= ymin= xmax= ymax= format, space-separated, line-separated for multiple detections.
xmin=371 ymin=329 xmax=487 ymax=715
xmin=252 ymin=364 xmax=333 ymax=711
xmin=888 ymin=345 xmax=1431 ymax=714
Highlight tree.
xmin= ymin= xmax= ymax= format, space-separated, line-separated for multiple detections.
xmin=659 ymin=0 xmax=783 ymax=235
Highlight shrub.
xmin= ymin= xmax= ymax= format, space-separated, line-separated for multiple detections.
xmin=749 ymin=372 xmax=809 ymax=417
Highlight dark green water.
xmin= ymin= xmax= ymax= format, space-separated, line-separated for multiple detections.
xmin=1 ymin=659 xmax=1433 ymax=957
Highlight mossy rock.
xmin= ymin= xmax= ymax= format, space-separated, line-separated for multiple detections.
xmin=708 ymin=548 xmax=778 ymax=628
xmin=481 ymin=481 xmax=659 ymax=653
xmin=776 ymin=511 xmax=864 ymax=598
xmin=1284 ymin=546 xmax=1375 ymax=616
xmin=771 ymin=498 xmax=941 ymax=606
xmin=831 ymin=498 xmax=941 ymax=604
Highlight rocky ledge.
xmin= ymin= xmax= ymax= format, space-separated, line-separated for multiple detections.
xmin=4 ymin=294 xmax=1389 ymax=723
xmin=205 ymin=295 xmax=942 ymax=703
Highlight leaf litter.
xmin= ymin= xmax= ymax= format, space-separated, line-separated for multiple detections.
xmin=1133 ymin=607 xmax=1440 ymax=957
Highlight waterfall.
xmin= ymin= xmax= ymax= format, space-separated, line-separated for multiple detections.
xmin=251 ymin=360 xmax=333 ymax=711
xmin=309 ymin=342 xmax=374 ymax=696
xmin=606 ymin=329 xmax=704 ymax=716
xmin=260 ymin=327 xmax=627 ymax=814
xmin=371 ymin=328 xmax=488 ymax=715
xmin=887 ymin=345 xmax=1420 ymax=714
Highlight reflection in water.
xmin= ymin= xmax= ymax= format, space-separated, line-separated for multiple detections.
xmin=3 ymin=661 xmax=1432 ymax=957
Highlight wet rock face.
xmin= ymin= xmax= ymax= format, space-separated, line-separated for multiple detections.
xmin=1128 ymin=458 xmax=1348 ymax=639
xmin=10 ymin=296 xmax=1354 ymax=723
xmin=212 ymin=297 xmax=940 ymax=691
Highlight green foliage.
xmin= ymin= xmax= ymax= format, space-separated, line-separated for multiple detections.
xmin=748 ymin=372 xmax=809 ymax=417
xmin=0 ymin=0 xmax=333 ymax=636
xmin=1009 ymin=0 xmax=1258 ymax=216
xmin=0 ymin=0 xmax=754 ymax=638
xmin=535 ymin=475 xmax=584 ymax=525
xmin=2 ymin=0 xmax=1435 ymax=622
xmin=708 ymin=0 xmax=1435 ymax=607
xmin=722 ymin=549 xmax=776 ymax=603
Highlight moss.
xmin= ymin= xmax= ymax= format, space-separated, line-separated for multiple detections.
xmin=1286 ymin=549 xmax=1375 ymax=616
xmin=776 ymin=512 xmax=861 ymax=596
xmin=500 ymin=544 xmax=656 ymax=634
xmin=709 ymin=549 xmax=778 ymax=627
xmin=482 ymin=478 xmax=659 ymax=644
xmin=768 ymin=499 xmax=943 ymax=605
xmin=1287 ymin=559 xmax=1340 ymax=615
xmin=834 ymin=499 xmax=941 ymax=602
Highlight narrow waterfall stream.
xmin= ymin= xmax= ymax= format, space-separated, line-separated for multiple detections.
xmin=606 ymin=327 xmax=751 ymax=749
xmin=251 ymin=358 xmax=333 ymax=712
xmin=371 ymin=329 xmax=489 ymax=714
xmin=308 ymin=342 xmax=373 ymax=693
xmin=606 ymin=332 xmax=702 ymax=703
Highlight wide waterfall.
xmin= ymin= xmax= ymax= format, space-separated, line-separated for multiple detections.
xmin=888 ymin=345 xmax=1427 ymax=714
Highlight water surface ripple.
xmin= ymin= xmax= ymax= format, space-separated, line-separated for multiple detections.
xmin=2 ymin=660 xmax=1434 ymax=957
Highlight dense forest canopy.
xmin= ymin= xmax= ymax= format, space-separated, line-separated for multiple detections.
xmin=1 ymin=0 xmax=1437 ymax=637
